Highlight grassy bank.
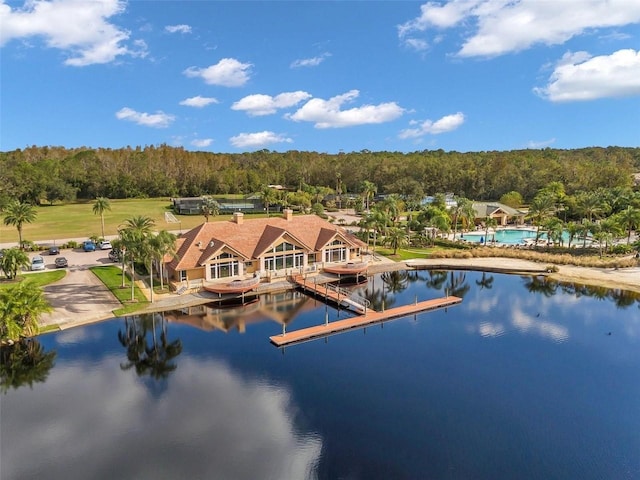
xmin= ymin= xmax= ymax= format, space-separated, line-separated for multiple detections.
xmin=0 ymin=270 xmax=66 ymax=290
xmin=377 ymin=245 xmax=639 ymax=269
xmin=90 ymin=266 xmax=149 ymax=316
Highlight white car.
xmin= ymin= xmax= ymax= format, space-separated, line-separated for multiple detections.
xmin=99 ymin=240 xmax=112 ymax=250
xmin=31 ymin=255 xmax=45 ymax=271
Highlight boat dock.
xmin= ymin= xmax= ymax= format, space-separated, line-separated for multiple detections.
xmin=270 ymin=277 xmax=462 ymax=347
xmin=291 ymin=274 xmax=370 ymax=314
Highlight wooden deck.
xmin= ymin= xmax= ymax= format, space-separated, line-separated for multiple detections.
xmin=269 ymin=295 xmax=462 ymax=347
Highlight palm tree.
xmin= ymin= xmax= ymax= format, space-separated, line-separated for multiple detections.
xmin=565 ymin=221 xmax=581 ymax=249
xmin=542 ymin=217 xmax=564 ymax=247
xmin=2 ymin=200 xmax=37 ymax=249
xmin=261 ymin=186 xmax=278 ymax=217
xmin=449 ymin=196 xmax=472 ymax=239
xmin=484 ymin=216 xmax=497 ymax=245
xmin=577 ymin=191 xmax=609 ymax=223
xmin=92 ymin=197 xmax=111 ymax=239
xmin=151 ymin=230 xmax=178 ymax=291
xmin=361 ymin=180 xmax=377 ymax=212
xmin=616 ymin=206 xmax=640 ymax=245
xmin=527 ymin=193 xmax=555 ymax=243
xmin=460 ymin=200 xmax=477 ymax=233
xmin=0 ymin=280 xmax=52 ymax=343
xmin=385 ymin=227 xmax=408 ymax=255
xmin=599 ymin=216 xmax=623 ymax=252
xmin=200 ymin=196 xmax=220 ymax=222
xmin=120 ymin=216 xmax=155 ymax=301
xmin=0 ymin=248 xmax=30 ymax=280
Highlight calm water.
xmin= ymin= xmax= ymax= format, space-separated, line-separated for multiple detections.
xmin=2 ymin=270 xmax=640 ymax=480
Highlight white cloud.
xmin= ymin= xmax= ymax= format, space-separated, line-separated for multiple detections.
xmin=115 ymin=107 xmax=175 ymax=128
xmin=399 ymin=0 xmax=640 ymax=57
xmin=183 ymin=58 xmax=252 ymax=87
xmin=179 ymin=95 xmax=219 ymax=108
xmin=1 ymin=357 xmax=322 ymax=480
xmin=191 ymin=138 xmax=213 ymax=148
xmin=231 ymin=91 xmax=312 ymax=116
xmin=165 ymin=24 xmax=191 ymax=34
xmin=403 ymin=38 xmax=429 ymax=52
xmin=229 ymin=131 xmax=293 ymax=149
xmin=534 ymin=49 xmax=640 ymax=102
xmin=287 ymin=90 xmax=404 ymax=128
xmin=0 ymin=0 xmax=146 ymax=66
xmin=290 ymin=52 xmax=331 ymax=68
xmin=399 ymin=112 xmax=465 ymax=139
xmin=526 ymin=138 xmax=556 ymax=149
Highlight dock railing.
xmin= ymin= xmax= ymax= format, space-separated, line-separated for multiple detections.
xmin=325 ymin=283 xmax=371 ymax=311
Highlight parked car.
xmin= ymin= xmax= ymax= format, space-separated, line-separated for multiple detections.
xmin=98 ymin=240 xmax=112 ymax=250
xmin=83 ymin=240 xmax=96 ymax=252
xmin=48 ymin=245 xmax=60 ymax=255
xmin=108 ymin=248 xmax=122 ymax=262
xmin=31 ymin=255 xmax=45 ymax=271
xmin=54 ymin=257 xmax=68 ymax=268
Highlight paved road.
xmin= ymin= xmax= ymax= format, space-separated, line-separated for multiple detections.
xmin=21 ymin=246 xmax=124 ymax=329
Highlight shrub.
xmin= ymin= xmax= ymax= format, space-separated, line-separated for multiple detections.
xmin=611 ymin=244 xmax=633 ymax=255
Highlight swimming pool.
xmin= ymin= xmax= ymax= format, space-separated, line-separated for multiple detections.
xmin=457 ymin=228 xmax=576 ymax=245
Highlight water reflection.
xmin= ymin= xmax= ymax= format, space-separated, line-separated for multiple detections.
xmin=475 ymin=272 xmax=494 ymax=290
xmin=3 ymin=270 xmax=640 ymax=479
xmin=165 ymin=291 xmax=317 ymax=333
xmin=117 ymin=313 xmax=183 ymax=380
xmin=0 ymin=338 xmax=57 ymax=393
xmin=1 ymin=355 xmax=322 ymax=480
xmin=522 ymin=275 xmax=640 ymax=308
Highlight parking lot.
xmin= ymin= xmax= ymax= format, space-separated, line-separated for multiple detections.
xmin=24 ymin=244 xmax=118 ymax=272
xmin=11 ymin=243 xmax=126 ymax=329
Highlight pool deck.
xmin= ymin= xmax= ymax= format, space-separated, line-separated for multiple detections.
xmin=269 ymin=294 xmax=462 ymax=347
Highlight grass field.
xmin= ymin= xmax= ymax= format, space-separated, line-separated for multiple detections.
xmin=0 ymin=270 xmax=66 ymax=290
xmin=0 ymin=198 xmax=246 ymax=244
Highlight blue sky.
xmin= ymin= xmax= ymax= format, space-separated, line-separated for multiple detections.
xmin=1 ymin=0 xmax=639 ymax=153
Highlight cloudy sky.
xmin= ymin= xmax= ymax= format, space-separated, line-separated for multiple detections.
xmin=1 ymin=0 xmax=639 ymax=153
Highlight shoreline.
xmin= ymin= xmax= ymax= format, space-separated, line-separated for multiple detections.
xmin=34 ymin=256 xmax=640 ymax=335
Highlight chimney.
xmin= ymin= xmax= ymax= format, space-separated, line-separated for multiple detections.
xmin=233 ymin=212 xmax=244 ymax=225
xmin=283 ymin=209 xmax=293 ymax=221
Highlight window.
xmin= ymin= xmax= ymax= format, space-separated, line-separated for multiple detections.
xmin=179 ymin=270 xmax=187 ymax=282
xmin=209 ymin=251 xmax=239 ymax=279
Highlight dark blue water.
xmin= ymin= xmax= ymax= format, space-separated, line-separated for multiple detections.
xmin=2 ymin=271 xmax=640 ymax=480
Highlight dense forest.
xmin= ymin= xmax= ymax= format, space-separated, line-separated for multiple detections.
xmin=1 ymin=145 xmax=638 ymax=205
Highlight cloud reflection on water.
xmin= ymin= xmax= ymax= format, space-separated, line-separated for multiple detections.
xmin=2 ymin=356 xmax=321 ymax=480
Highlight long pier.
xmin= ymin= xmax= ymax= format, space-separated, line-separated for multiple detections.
xmin=269 ymin=292 xmax=462 ymax=347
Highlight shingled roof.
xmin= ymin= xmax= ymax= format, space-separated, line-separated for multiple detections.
xmin=168 ymin=213 xmax=366 ymax=271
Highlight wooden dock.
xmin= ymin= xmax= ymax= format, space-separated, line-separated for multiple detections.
xmin=269 ymin=295 xmax=462 ymax=347
xmin=291 ymin=274 xmax=369 ymax=314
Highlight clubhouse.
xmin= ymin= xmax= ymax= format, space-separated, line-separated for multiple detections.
xmin=166 ymin=209 xmax=368 ymax=292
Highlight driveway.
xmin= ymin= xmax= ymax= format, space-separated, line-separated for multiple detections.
xmin=28 ymin=247 xmax=123 ymax=329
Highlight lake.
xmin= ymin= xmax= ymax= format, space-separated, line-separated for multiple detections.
xmin=2 ymin=270 xmax=640 ymax=480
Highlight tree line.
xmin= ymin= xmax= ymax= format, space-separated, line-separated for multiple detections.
xmin=1 ymin=145 xmax=638 ymax=206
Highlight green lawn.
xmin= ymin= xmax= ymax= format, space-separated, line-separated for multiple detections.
xmin=90 ymin=266 xmax=149 ymax=316
xmin=0 ymin=270 xmax=66 ymax=290
xmin=0 ymin=198 xmax=240 ymax=244
xmin=375 ymin=247 xmax=445 ymax=261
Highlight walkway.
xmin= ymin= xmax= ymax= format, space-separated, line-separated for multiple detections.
xmin=269 ymin=295 xmax=462 ymax=347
